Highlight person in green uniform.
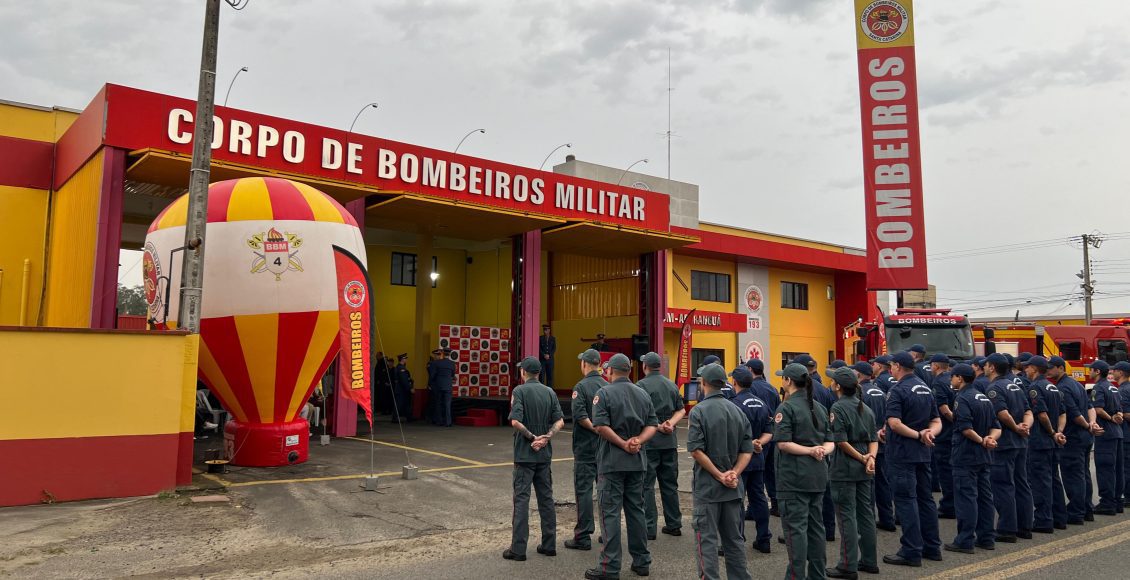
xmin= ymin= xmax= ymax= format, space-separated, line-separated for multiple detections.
xmin=638 ymin=351 xmax=686 ymax=539
xmin=689 ymin=363 xmax=755 ymax=580
xmin=567 ymin=348 xmax=609 ymax=551
xmin=503 ymin=357 xmax=565 ymax=562
xmin=774 ymin=362 xmax=834 ymax=580
xmin=585 ymin=353 xmax=659 ymax=580
xmin=827 ymin=367 xmax=880 ymax=579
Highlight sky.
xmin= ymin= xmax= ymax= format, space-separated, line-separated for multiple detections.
xmin=4 ymin=0 xmax=1129 ymax=319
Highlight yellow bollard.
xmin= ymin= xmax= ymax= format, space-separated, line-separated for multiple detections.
xmin=19 ymin=259 xmax=31 ymax=326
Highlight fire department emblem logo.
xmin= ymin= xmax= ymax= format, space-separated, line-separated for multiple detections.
xmin=343 ymin=280 xmax=366 ymax=308
xmin=248 ymin=227 xmax=304 ymax=281
xmin=143 ymin=241 xmax=162 ymax=318
xmin=860 ymin=1 xmax=909 ymax=43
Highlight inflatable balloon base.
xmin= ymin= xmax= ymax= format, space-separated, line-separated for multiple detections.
xmin=224 ymin=419 xmax=309 ymax=467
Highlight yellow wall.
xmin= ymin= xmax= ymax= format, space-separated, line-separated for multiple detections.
xmin=0 ymin=186 xmax=49 ymax=325
xmin=553 ymin=314 xmax=639 ymax=389
xmin=42 ymin=151 xmax=104 ymax=328
xmin=662 ymin=253 xmax=738 ymax=372
xmin=465 ymin=246 xmax=513 ymax=328
xmin=0 ymin=103 xmax=78 ymax=142
xmin=699 ymin=222 xmax=849 ymax=253
xmin=768 ymin=267 xmax=837 ymax=372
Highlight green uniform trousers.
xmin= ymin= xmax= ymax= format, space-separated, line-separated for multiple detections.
xmin=831 ymin=480 xmax=877 ymax=572
xmin=573 ymin=461 xmax=598 ymax=545
xmin=779 ymin=491 xmax=827 ymax=580
xmin=644 ymin=448 xmax=683 ymax=535
xmin=596 ymin=470 xmax=652 ymax=575
xmin=692 ymin=498 xmax=751 ymax=580
xmin=511 ymin=462 xmax=556 ymax=556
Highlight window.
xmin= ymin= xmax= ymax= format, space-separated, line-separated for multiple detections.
xmin=691 ymin=270 xmax=731 ymax=303
xmin=1098 ymin=340 xmax=1129 ymax=364
xmin=1057 ymin=341 xmax=1082 ymax=361
xmin=391 ymin=253 xmax=438 ymax=287
xmin=692 ymin=349 xmax=725 ymax=375
xmin=781 ymin=281 xmax=809 ymax=310
xmin=781 ymin=352 xmax=808 ymax=373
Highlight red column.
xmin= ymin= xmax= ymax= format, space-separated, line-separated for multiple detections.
xmin=331 ymin=198 xmax=367 ymax=436
xmin=520 ymin=230 xmax=542 ymax=360
xmin=638 ymin=251 xmax=667 ymax=356
xmin=90 ymin=147 xmax=125 ymax=329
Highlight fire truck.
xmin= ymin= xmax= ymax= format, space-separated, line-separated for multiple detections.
xmin=844 ymin=308 xmax=975 ymax=363
xmin=971 ymin=319 xmax=1130 ymax=388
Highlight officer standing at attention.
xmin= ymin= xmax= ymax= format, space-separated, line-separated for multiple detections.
xmin=984 ymin=352 xmax=1034 ymax=542
xmin=929 ymin=354 xmax=957 ymax=520
xmin=794 ymin=354 xmax=838 ymax=542
xmin=1015 ymin=353 xmax=1034 ymax=388
xmin=971 ymin=357 xmax=990 ymax=394
xmin=745 ymin=359 xmax=782 ymax=517
xmin=827 ymin=367 xmax=880 ymax=580
xmin=1087 ymin=360 xmax=1124 ymax=515
xmin=428 ymin=348 xmax=456 ymax=427
xmin=872 ymin=355 xmax=896 ymax=393
xmin=586 ymin=353 xmax=658 ymax=580
xmin=856 ymin=361 xmax=895 ymax=532
xmin=393 ymin=353 xmax=414 ymax=423
xmin=591 ymin=333 xmax=614 ymax=353
xmin=945 ymin=363 xmax=1000 ymax=554
xmin=774 ymin=362 xmax=834 ymax=580
xmin=539 ymin=324 xmax=557 ymax=388
xmin=567 ymin=349 xmax=609 ymax=551
xmin=882 ymin=351 xmax=943 ymax=567
xmin=688 ymin=363 xmax=756 ymax=580
xmin=729 ymin=365 xmax=774 ymax=553
xmin=638 ymin=351 xmax=685 ymax=540
xmin=908 ymin=344 xmax=932 ymax=386
xmin=1048 ymin=356 xmax=1099 ymax=525
xmin=1023 ymin=356 xmax=1066 ymax=533
xmin=504 ymin=357 xmax=565 ymax=562
xmin=1113 ymin=361 xmax=1130 ymax=508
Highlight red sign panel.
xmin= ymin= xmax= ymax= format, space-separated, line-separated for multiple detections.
xmin=674 ymin=308 xmax=695 ymax=387
xmin=854 ymin=1 xmax=928 ymax=290
xmin=333 ymin=246 xmax=373 ymax=427
xmin=663 ymin=308 xmax=748 ymax=333
xmin=99 ymin=85 xmax=671 ymax=231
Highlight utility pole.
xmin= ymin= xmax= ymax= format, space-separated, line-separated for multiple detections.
xmin=1080 ymin=233 xmax=1104 ymax=325
xmin=178 ymin=0 xmax=222 ymax=333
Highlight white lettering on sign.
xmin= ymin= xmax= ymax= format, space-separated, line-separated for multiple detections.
xmin=866 ymin=56 xmax=916 ymax=272
xmin=747 ymin=316 xmax=762 ymax=331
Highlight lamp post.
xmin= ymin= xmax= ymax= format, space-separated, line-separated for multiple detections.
xmin=454 ymin=128 xmax=486 ymax=154
xmin=348 ymin=102 xmax=379 ymax=134
xmin=616 ymin=158 xmax=649 ymax=186
xmin=538 ymin=142 xmax=572 ymax=171
xmin=222 ymin=66 xmax=248 ymax=107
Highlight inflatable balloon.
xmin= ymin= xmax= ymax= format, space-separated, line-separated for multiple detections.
xmin=144 ymin=177 xmax=365 ymax=466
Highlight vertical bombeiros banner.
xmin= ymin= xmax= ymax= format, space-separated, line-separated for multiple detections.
xmin=333 ymin=246 xmax=374 ymax=427
xmin=854 ymin=0 xmax=928 ymax=290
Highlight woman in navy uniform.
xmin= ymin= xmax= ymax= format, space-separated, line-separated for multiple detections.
xmin=827 ymin=367 xmax=880 ymax=579
xmin=773 ymin=362 xmax=833 ymax=580
xmin=945 ymin=364 xmax=1000 ymax=554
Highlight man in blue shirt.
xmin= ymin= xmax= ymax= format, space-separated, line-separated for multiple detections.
xmin=1048 ymin=356 xmax=1098 ymax=525
xmin=856 ymin=361 xmax=895 ymax=532
xmin=909 ymin=344 xmax=932 ymax=386
xmin=945 ymin=363 xmax=1000 ymax=554
xmin=745 ymin=359 xmax=781 ymax=516
xmin=882 ymin=351 xmax=943 ymax=567
xmin=929 ymin=353 xmax=957 ymax=519
xmin=1113 ymin=361 xmax=1130 ymax=509
xmin=872 ymin=355 xmax=896 ymax=393
xmin=1086 ymin=360 xmax=1124 ymax=515
xmin=730 ymin=366 xmax=774 ymax=553
xmin=971 ymin=357 xmax=990 ymax=394
xmin=1023 ymin=356 xmax=1066 ymax=533
xmin=984 ymin=353 xmax=1034 ymax=541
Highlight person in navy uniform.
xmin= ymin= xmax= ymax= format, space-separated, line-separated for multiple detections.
xmin=872 ymin=355 xmax=896 ymax=393
xmin=745 ymin=358 xmax=782 ymax=517
xmin=729 ymin=365 xmax=774 ymax=553
xmin=591 ymin=333 xmax=614 ymax=353
xmin=1087 ymin=359 xmax=1124 ymax=515
xmin=856 ymin=361 xmax=895 ymax=532
xmin=824 ymin=359 xmax=847 ymax=382
xmin=393 ymin=353 xmax=414 ymax=422
xmin=793 ymin=353 xmax=838 ymax=541
xmin=539 ymin=324 xmax=557 ymax=388
xmin=1023 ymin=356 xmax=1066 ymax=533
xmin=945 ymin=363 xmax=1000 ymax=554
xmin=1048 ymin=355 xmax=1099 ymax=525
xmin=984 ymin=352 xmax=1034 ymax=542
xmin=971 ymin=357 xmax=990 ymax=394
xmin=1014 ymin=353 xmax=1033 ymax=388
xmin=882 ymin=351 xmax=943 ymax=567
xmin=908 ymin=344 xmax=932 ymax=386
xmin=1113 ymin=361 xmax=1130 ymax=508
xmin=428 ymin=348 xmax=456 ymax=427
xmin=929 ymin=353 xmax=957 ymax=519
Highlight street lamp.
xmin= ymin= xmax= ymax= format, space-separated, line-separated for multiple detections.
xmin=222 ymin=66 xmax=248 ymax=107
xmin=348 ymin=102 xmax=379 ymax=134
xmin=538 ymin=142 xmax=572 ymax=171
xmin=454 ymin=128 xmax=486 ymax=154
xmin=616 ymin=158 xmax=649 ymax=186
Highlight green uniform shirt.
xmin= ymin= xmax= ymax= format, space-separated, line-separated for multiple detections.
xmin=508 ymin=378 xmax=564 ymax=464
xmin=571 ymin=371 xmax=608 ymax=463
xmin=828 ymin=394 xmax=877 ymax=482
xmin=773 ymin=390 xmax=830 ymax=493
xmin=687 ymin=392 xmax=755 ymax=502
xmin=637 ymin=372 xmax=683 ymax=450
xmin=591 ymin=377 xmax=658 ymax=474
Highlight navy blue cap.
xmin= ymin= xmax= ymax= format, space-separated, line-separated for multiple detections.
xmin=744 ymin=358 xmax=765 ymax=374
xmin=1048 ymin=356 xmax=1067 ymax=368
xmin=1113 ymin=361 xmax=1130 ymax=374
xmin=909 ymin=344 xmax=927 ymax=354
xmin=929 ymin=353 xmax=951 ymax=364
xmin=890 ymin=351 xmax=916 ymax=368
xmin=1003 ymin=353 xmax=1015 ymax=366
xmin=1018 ymin=352 xmax=1033 ymax=363
xmin=1025 ymin=356 xmax=1049 ymax=370
xmin=852 ymin=361 xmax=874 ymax=376
xmin=872 ymin=355 xmax=892 ymax=366
xmin=952 ymin=364 xmax=976 ymax=381
xmin=824 ymin=359 xmax=847 ymax=377
xmin=702 ymin=355 xmax=721 ymax=366
xmin=985 ymin=353 xmax=1009 ymax=367
xmin=730 ymin=366 xmax=754 ymax=384
xmin=1085 ymin=360 xmax=1110 ymax=372
xmin=792 ymin=354 xmax=817 ymax=368
xmin=971 ymin=356 xmax=987 ymax=367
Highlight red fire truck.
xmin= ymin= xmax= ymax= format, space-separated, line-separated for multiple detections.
xmin=844 ymin=308 xmax=975 ymax=363
xmin=971 ymin=319 xmax=1130 ymax=388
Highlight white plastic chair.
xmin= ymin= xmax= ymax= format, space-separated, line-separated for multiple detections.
xmin=196 ymin=390 xmax=227 ymax=430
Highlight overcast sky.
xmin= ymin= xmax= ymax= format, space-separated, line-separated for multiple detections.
xmin=4 ymin=0 xmax=1129 ymax=318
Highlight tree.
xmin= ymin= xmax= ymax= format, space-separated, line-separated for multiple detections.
xmin=117 ymin=284 xmax=148 ymax=316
